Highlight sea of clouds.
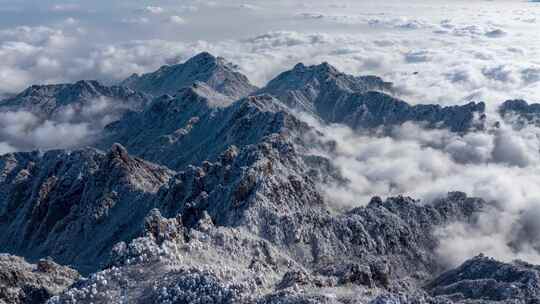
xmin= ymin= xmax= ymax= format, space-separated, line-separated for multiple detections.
xmin=301 ymin=111 xmax=540 ymax=267
xmin=0 ymin=96 xmax=139 ymax=154
xmin=2 ymin=0 xmax=540 ymax=268
xmin=0 ymin=0 xmax=539 ymax=106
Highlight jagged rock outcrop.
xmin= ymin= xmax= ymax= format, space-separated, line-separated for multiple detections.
xmin=425 ymin=255 xmax=540 ymax=303
xmin=100 ymin=84 xmax=310 ymax=171
xmin=370 ymin=255 xmax=540 ymax=304
xmin=0 ymin=80 xmax=150 ymax=120
xmin=0 ymin=145 xmax=174 ymax=274
xmin=48 ymin=210 xmax=290 ymax=303
xmin=0 ymin=255 xmax=79 ymax=304
xmin=257 ymin=62 xmax=393 ymax=118
xmin=48 ymin=193 xmax=487 ymax=304
xmin=258 ymin=62 xmax=485 ymax=133
xmin=151 ymin=119 xmax=486 ymax=282
xmin=2 ymin=52 xmax=539 ymax=303
xmin=121 ymin=52 xmax=258 ymax=100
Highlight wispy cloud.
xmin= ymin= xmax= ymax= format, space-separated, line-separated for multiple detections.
xmin=0 ymin=1 xmax=538 ymax=109
xmin=299 ymin=111 xmax=540 ymax=266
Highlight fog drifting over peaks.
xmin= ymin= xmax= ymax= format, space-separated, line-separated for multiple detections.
xmin=298 ymin=111 xmax=540 ymax=266
xmin=0 ymin=0 xmax=539 ymax=106
xmin=0 ymin=97 xmax=136 ymax=153
xmin=2 ymin=0 xmax=540 ymax=267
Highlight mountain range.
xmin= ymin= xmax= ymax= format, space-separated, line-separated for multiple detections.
xmin=0 ymin=80 xmax=150 ymax=120
xmin=1 ymin=52 xmax=540 ymax=304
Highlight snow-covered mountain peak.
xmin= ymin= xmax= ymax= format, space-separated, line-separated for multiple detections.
xmin=0 ymin=80 xmax=150 ymax=118
xmin=3 ymin=52 xmax=540 ymax=304
xmin=120 ymin=52 xmax=258 ymax=100
xmin=183 ymin=51 xmax=220 ymax=66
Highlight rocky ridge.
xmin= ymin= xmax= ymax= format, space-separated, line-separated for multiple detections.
xmin=47 ymin=193 xmax=487 ymax=303
xmin=1 ymin=52 xmax=540 ymax=303
xmin=99 ymin=84 xmax=306 ymax=171
xmin=0 ymin=80 xmax=150 ymax=120
xmin=0 ymin=145 xmax=174 ymax=274
xmin=257 ymin=62 xmax=486 ymax=133
xmin=121 ymin=52 xmax=258 ymax=100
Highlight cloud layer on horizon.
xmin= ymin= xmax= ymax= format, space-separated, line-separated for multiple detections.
xmin=0 ymin=0 xmax=539 ymax=108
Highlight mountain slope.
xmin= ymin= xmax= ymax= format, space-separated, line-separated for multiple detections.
xmin=0 ymin=145 xmax=174 ymax=274
xmin=337 ymin=92 xmax=486 ymax=132
xmin=425 ymin=255 xmax=540 ymax=302
xmin=47 ymin=193 xmax=486 ymax=303
xmin=2 ymin=54 xmax=540 ymax=304
xmin=258 ymin=62 xmax=393 ymax=117
xmin=100 ymin=83 xmax=307 ymax=171
xmin=121 ymin=52 xmax=258 ymax=100
xmin=1 ymin=84 xmax=489 ymax=302
xmin=259 ymin=62 xmax=486 ymax=133
xmin=0 ymin=80 xmax=150 ymax=120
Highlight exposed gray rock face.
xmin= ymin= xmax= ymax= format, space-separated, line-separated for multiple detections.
xmin=0 ymin=80 xmax=150 ymax=119
xmin=3 ymin=127 xmax=490 ymax=303
xmin=121 ymin=52 xmax=258 ymax=100
xmin=0 ymin=80 xmax=313 ymax=276
xmin=368 ymin=291 xmax=445 ymax=304
xmin=0 ymin=254 xmax=79 ymax=304
xmin=262 ymin=62 xmax=393 ymax=95
xmin=257 ymin=62 xmax=393 ymax=117
xmin=100 ymin=83 xmax=309 ymax=171
xmin=0 ymin=144 xmax=174 ymax=274
xmin=154 ymin=127 xmax=486 ymax=280
xmin=48 ymin=209 xmax=286 ymax=303
xmin=258 ymin=62 xmax=485 ymax=133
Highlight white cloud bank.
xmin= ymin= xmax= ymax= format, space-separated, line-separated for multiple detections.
xmin=0 ymin=110 xmax=93 ymax=152
xmin=0 ymin=0 xmax=538 ymax=108
xmin=0 ymin=96 xmax=134 ymax=153
xmin=300 ymin=111 xmax=540 ymax=267
xmin=1 ymin=0 xmax=540 ymax=267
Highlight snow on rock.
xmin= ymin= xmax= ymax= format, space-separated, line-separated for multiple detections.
xmin=47 ymin=192 xmax=488 ymax=303
xmin=120 ymin=52 xmax=258 ymax=100
xmin=2 ymin=53 xmax=540 ymax=303
xmin=258 ymin=62 xmax=485 ymax=133
xmin=426 ymin=254 xmax=540 ymax=302
xmin=0 ymin=254 xmax=79 ymax=304
xmin=0 ymin=80 xmax=150 ymax=119
xmin=100 ymin=84 xmax=310 ymax=171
